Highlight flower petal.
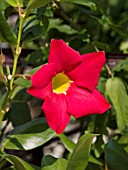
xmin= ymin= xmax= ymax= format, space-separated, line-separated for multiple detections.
xmin=66 ymin=84 xmax=110 ymax=118
xmin=66 ymin=51 xmax=106 ymax=91
xmin=27 ymin=83 xmax=52 ymax=100
xmin=30 ymin=63 xmax=56 ymax=89
xmin=48 ymin=39 xmax=82 ymax=73
xmin=42 ymin=93 xmax=70 ymax=134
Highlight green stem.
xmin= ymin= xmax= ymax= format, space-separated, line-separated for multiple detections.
xmin=0 ymin=9 xmax=26 ymax=124
xmin=10 ymin=14 xmax=25 ymax=90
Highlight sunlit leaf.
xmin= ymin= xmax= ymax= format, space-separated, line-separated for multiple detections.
xmin=58 ymin=133 xmax=75 ymax=153
xmin=106 ymin=77 xmax=128 ymax=131
xmin=3 ymin=118 xmax=55 ymax=150
xmin=26 ymin=0 xmax=53 ymax=11
xmin=4 ymin=0 xmax=23 ymax=7
xmin=41 ymin=155 xmax=68 ymax=170
xmin=66 ymin=133 xmax=97 ymax=170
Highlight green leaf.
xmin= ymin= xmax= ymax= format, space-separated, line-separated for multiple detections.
xmin=0 ymin=1 xmax=9 ymax=10
xmin=26 ymin=0 xmax=53 ymax=11
xmin=21 ymin=49 xmax=44 ymax=67
xmin=4 ymin=0 xmax=23 ymax=7
xmin=0 ymin=11 xmax=17 ymax=45
xmin=5 ymin=154 xmax=40 ymax=170
xmin=41 ymin=155 xmax=56 ymax=167
xmin=106 ymin=77 xmax=128 ymax=131
xmin=48 ymin=19 xmax=78 ymax=34
xmin=66 ymin=133 xmax=97 ymax=170
xmin=14 ymin=66 xmax=41 ymax=88
xmin=113 ymin=58 xmax=128 ymax=72
xmin=58 ymin=133 xmax=75 ymax=153
xmin=89 ymin=155 xmax=103 ymax=166
xmin=93 ymin=41 xmax=110 ymax=52
xmin=60 ymin=0 xmax=97 ymax=11
xmin=3 ymin=117 xmax=55 ymax=150
xmin=9 ymin=102 xmax=31 ymax=127
xmin=41 ymin=155 xmax=68 ymax=170
xmin=105 ymin=139 xmax=128 ymax=170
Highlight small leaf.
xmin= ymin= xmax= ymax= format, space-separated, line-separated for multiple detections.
xmin=48 ymin=19 xmax=78 ymax=34
xmin=66 ymin=133 xmax=97 ymax=170
xmin=26 ymin=0 xmax=53 ymax=11
xmin=41 ymin=155 xmax=68 ymax=170
xmin=0 ymin=11 xmax=17 ymax=45
xmin=14 ymin=66 xmax=41 ymax=88
xmin=58 ymin=133 xmax=75 ymax=153
xmin=4 ymin=0 xmax=23 ymax=7
xmin=5 ymin=154 xmax=40 ymax=170
xmin=60 ymin=0 xmax=97 ymax=11
xmin=105 ymin=139 xmax=128 ymax=170
xmin=89 ymin=155 xmax=103 ymax=166
xmin=106 ymin=77 xmax=128 ymax=131
xmin=41 ymin=155 xmax=56 ymax=168
xmin=3 ymin=118 xmax=55 ymax=150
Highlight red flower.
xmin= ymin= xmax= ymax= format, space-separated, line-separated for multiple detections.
xmin=27 ymin=39 xmax=110 ymax=134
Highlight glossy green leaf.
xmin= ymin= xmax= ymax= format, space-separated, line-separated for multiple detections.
xmin=26 ymin=0 xmax=53 ymax=11
xmin=10 ymin=102 xmax=31 ymax=127
xmin=14 ymin=66 xmax=41 ymax=88
xmin=106 ymin=77 xmax=128 ymax=131
xmin=60 ymin=0 xmax=97 ymax=11
xmin=5 ymin=154 xmax=40 ymax=170
xmin=3 ymin=118 xmax=55 ymax=150
xmin=58 ymin=133 xmax=75 ymax=153
xmin=41 ymin=155 xmax=68 ymax=170
xmin=0 ymin=11 xmax=17 ymax=45
xmin=105 ymin=139 xmax=128 ymax=170
xmin=41 ymin=155 xmax=56 ymax=167
xmin=4 ymin=0 xmax=23 ymax=7
xmin=66 ymin=133 xmax=97 ymax=170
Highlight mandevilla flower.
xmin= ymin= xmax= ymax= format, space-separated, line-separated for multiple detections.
xmin=27 ymin=39 xmax=110 ymax=134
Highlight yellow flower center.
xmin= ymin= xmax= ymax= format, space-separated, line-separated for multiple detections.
xmin=52 ymin=73 xmax=72 ymax=94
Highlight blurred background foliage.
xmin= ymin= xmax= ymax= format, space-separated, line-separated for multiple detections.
xmin=0 ymin=0 xmax=128 ymax=170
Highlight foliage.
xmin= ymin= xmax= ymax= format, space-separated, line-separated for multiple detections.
xmin=0 ymin=0 xmax=128 ymax=169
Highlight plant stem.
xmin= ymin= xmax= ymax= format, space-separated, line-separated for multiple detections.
xmin=0 ymin=6 xmax=26 ymax=123
xmin=105 ymin=63 xmax=114 ymax=78
xmin=10 ymin=12 xmax=25 ymax=90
